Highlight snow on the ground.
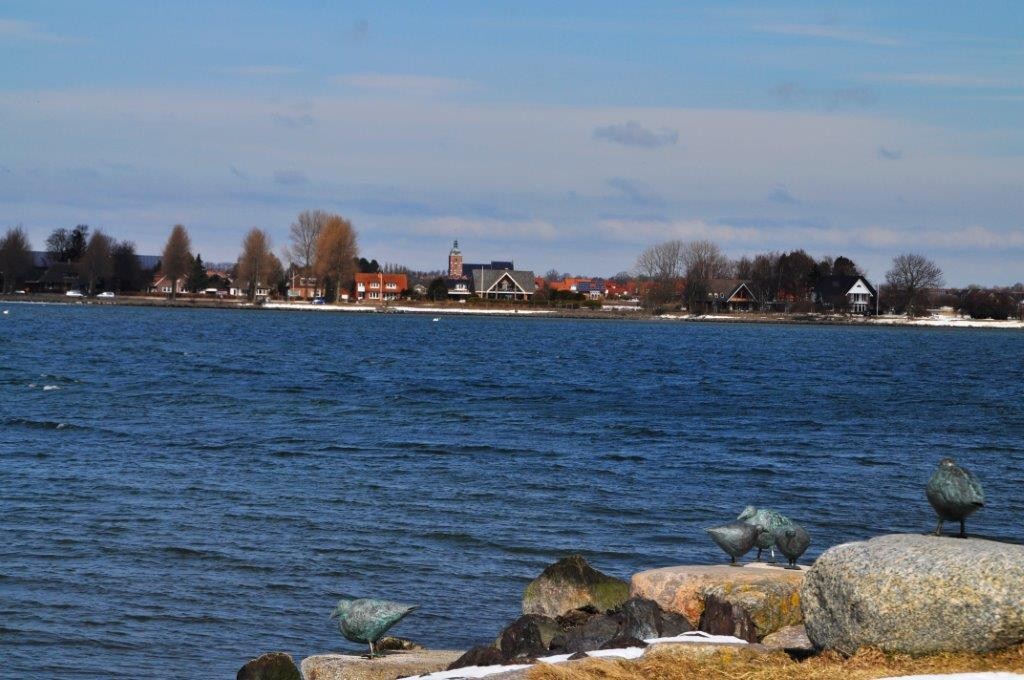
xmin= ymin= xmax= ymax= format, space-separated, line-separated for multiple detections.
xmin=870 ymin=315 xmax=1024 ymax=329
xmin=404 ymin=632 xmax=749 ymax=680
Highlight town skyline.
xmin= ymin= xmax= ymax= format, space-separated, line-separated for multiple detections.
xmin=3 ymin=2 xmax=1024 ymax=285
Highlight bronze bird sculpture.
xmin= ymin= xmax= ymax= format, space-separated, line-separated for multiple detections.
xmin=330 ymin=597 xmax=417 ymax=658
xmin=706 ymin=521 xmax=761 ymax=566
xmin=926 ymin=457 xmax=984 ymax=538
xmin=737 ymin=506 xmax=794 ymax=563
xmin=774 ymin=523 xmax=810 ymax=569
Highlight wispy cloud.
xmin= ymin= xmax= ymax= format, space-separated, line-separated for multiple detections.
xmin=771 ymin=82 xmax=876 ymax=109
xmin=607 ymin=177 xmax=664 ymax=207
xmin=593 ymin=121 xmax=678 ymax=149
xmin=0 ymin=18 xmax=73 ymax=44
xmin=272 ymin=112 xmax=316 ymax=129
xmin=877 ymin=146 xmax=902 ymax=160
xmin=273 ymin=170 xmax=309 ymax=186
xmin=219 ymin=65 xmax=300 ymax=77
xmin=229 ymin=165 xmax=249 ymax=181
xmin=767 ymin=184 xmax=800 ymax=205
xmin=866 ymin=72 xmax=1018 ymax=88
xmin=411 ymin=216 xmax=558 ymax=241
xmin=754 ymin=23 xmax=905 ymax=47
xmin=331 ymin=73 xmax=473 ymax=96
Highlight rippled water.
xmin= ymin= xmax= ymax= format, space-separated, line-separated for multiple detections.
xmin=1 ymin=304 xmax=1022 ymax=678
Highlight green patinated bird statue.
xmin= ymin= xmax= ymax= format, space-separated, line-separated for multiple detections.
xmin=706 ymin=520 xmax=762 ymax=566
xmin=737 ymin=505 xmax=794 ymax=563
xmin=926 ymin=457 xmax=985 ymax=538
xmin=330 ymin=597 xmax=418 ymax=658
xmin=774 ymin=523 xmax=811 ymax=569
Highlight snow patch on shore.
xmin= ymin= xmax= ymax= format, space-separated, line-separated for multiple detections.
xmin=261 ymin=302 xmax=555 ymax=316
xmin=405 ymin=632 xmax=748 ymax=679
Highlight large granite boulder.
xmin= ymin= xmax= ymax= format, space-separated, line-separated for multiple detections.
xmin=522 ymin=555 xmax=630 ymax=618
xmin=236 ymin=652 xmax=300 ymax=680
xmin=631 ymin=564 xmax=805 ymax=640
xmin=300 ymin=650 xmax=462 ymax=680
xmin=802 ymin=534 xmax=1024 ymax=654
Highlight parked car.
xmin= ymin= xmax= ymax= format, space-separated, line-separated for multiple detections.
xmin=97 ymin=291 xmax=115 ymax=298
xmin=65 ymin=290 xmax=83 ymax=297
xmin=311 ymin=297 xmax=325 ymax=305
xmin=14 ymin=290 xmax=26 ymax=294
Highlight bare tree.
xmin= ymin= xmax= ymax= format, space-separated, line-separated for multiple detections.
xmin=635 ymin=240 xmax=684 ymax=310
xmin=680 ymin=239 xmax=730 ymax=313
xmin=236 ymin=228 xmax=277 ymax=302
xmin=45 ymin=228 xmax=73 ymax=264
xmin=79 ymin=230 xmax=113 ymax=295
xmin=885 ymin=253 xmax=944 ymax=317
xmin=161 ymin=224 xmax=192 ymax=299
xmin=288 ymin=209 xmax=330 ymax=268
xmin=313 ymin=215 xmax=359 ymax=302
xmin=0 ymin=226 xmax=34 ymax=293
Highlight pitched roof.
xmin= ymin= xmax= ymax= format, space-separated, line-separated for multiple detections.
xmin=472 ymin=269 xmax=536 ymax=294
xmin=814 ymin=274 xmax=876 ymax=299
xmin=706 ymin=278 xmax=753 ymax=300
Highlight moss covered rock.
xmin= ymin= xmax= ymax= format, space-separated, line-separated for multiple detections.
xmin=522 ymin=555 xmax=630 ymax=618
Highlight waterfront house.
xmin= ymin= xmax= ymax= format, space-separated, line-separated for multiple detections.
xmin=288 ymin=266 xmax=321 ymax=300
xmin=706 ymin=278 xmax=758 ymax=312
xmin=150 ymin=274 xmax=188 ymax=295
xmin=472 ymin=268 xmax=536 ymax=300
xmin=354 ymin=272 xmax=408 ymax=301
xmin=443 ymin=239 xmax=532 ymax=300
xmin=813 ymin=275 xmax=877 ymax=314
xmin=28 ymin=262 xmax=81 ymax=293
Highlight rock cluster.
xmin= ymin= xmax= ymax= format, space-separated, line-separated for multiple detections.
xmin=631 ymin=564 xmax=805 ymax=641
xmin=236 ymin=652 xmax=301 ymax=680
xmin=802 ymin=533 xmax=1024 ymax=655
xmin=448 ymin=597 xmax=691 ymax=670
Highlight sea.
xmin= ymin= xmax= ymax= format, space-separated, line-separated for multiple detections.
xmin=1 ymin=303 xmax=1022 ymax=678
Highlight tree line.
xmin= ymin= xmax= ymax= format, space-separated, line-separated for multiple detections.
xmin=634 ymin=239 xmax=1020 ymax=319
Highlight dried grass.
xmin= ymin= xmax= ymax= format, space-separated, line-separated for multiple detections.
xmin=527 ymin=644 xmax=1024 ymax=680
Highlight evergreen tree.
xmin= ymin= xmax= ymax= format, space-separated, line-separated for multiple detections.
xmin=187 ymin=253 xmax=209 ymax=293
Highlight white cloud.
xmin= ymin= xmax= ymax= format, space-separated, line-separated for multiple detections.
xmin=219 ymin=65 xmax=300 ymax=77
xmin=754 ymin=23 xmax=905 ymax=47
xmin=330 ymin=73 xmax=473 ymax=96
xmin=0 ymin=18 xmax=72 ymax=44
xmin=865 ymin=72 xmax=1018 ymax=88
xmin=411 ymin=216 xmax=558 ymax=241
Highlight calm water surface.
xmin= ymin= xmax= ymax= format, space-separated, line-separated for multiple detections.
xmin=1 ymin=304 xmax=1022 ymax=678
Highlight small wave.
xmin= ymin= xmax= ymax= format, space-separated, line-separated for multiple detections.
xmin=42 ymin=385 xmax=60 ymax=391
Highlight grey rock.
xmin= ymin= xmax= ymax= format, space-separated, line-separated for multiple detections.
xmin=447 ymin=645 xmax=505 ymax=670
xmin=761 ymin=625 xmax=814 ymax=656
xmin=562 ymin=613 xmax=623 ymax=653
xmin=301 ymin=651 xmax=462 ymax=680
xmin=802 ymin=533 xmax=1024 ymax=654
xmin=499 ymin=614 xmax=559 ymax=659
xmin=236 ymin=652 xmax=300 ymax=680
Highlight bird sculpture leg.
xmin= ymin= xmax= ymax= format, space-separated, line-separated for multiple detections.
xmin=367 ymin=640 xmax=376 ymax=659
xmin=755 ymin=548 xmax=762 ymax=561
xmin=959 ymin=519 xmax=967 ymax=539
xmin=768 ymin=547 xmax=777 ymax=564
xmin=934 ymin=519 xmax=944 ymax=536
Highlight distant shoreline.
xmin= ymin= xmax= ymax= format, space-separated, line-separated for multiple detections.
xmin=2 ymin=294 xmax=1022 ymax=330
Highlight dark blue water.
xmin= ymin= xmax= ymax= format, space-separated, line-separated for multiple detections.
xmin=2 ymin=304 xmax=1022 ymax=678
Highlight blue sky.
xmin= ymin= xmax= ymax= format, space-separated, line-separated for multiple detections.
xmin=2 ymin=1 xmax=1023 ymax=284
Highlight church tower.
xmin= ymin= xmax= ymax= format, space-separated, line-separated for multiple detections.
xmin=448 ymin=239 xmax=463 ymax=278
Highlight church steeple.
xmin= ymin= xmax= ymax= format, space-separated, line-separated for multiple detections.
xmin=448 ymin=239 xmax=463 ymax=278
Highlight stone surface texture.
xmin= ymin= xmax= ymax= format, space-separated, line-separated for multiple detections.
xmin=522 ymin=555 xmax=630 ymax=618
xmin=631 ymin=564 xmax=805 ymax=640
xmin=761 ymin=625 xmax=814 ymax=654
xmin=236 ymin=652 xmax=300 ymax=680
xmin=802 ymin=534 xmax=1024 ymax=654
xmin=300 ymin=650 xmax=462 ymax=680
